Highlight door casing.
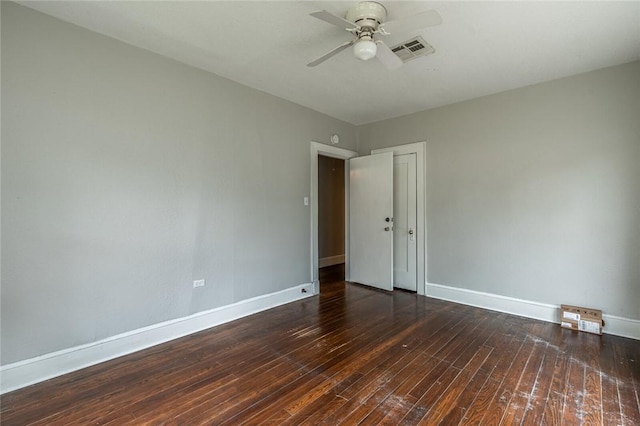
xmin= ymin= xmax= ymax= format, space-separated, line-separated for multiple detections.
xmin=310 ymin=141 xmax=426 ymax=296
xmin=310 ymin=142 xmax=357 ymax=294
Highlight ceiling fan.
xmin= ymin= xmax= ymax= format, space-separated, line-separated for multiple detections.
xmin=307 ymin=1 xmax=442 ymax=69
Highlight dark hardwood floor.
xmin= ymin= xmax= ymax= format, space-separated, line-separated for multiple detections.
xmin=2 ymin=271 xmax=639 ymax=425
xmin=319 ymin=263 xmax=345 ymax=285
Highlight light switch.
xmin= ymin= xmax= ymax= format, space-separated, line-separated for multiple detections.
xmin=303 ymin=197 xmax=309 ymax=206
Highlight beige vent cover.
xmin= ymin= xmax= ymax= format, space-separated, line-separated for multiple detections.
xmin=391 ymin=36 xmax=435 ymax=63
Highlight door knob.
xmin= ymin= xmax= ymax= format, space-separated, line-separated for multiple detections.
xmin=408 ymin=229 xmax=414 ymax=235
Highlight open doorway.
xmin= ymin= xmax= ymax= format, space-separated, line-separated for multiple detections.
xmin=318 ymin=155 xmax=346 ymax=285
xmin=310 ymin=141 xmax=426 ymax=295
xmin=310 ymin=142 xmax=358 ymax=294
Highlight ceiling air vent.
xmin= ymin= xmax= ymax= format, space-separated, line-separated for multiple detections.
xmin=390 ymin=36 xmax=435 ymax=63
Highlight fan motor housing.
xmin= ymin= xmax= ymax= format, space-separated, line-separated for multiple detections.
xmin=345 ymin=1 xmax=387 ymax=29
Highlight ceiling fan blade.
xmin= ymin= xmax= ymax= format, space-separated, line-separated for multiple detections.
xmin=375 ymin=41 xmax=403 ymax=70
xmin=379 ymin=10 xmax=442 ymax=35
xmin=310 ymin=10 xmax=358 ymax=31
xmin=307 ymin=39 xmax=356 ymax=67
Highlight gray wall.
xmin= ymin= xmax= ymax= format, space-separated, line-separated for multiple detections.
xmin=358 ymin=60 xmax=640 ymax=320
xmin=318 ymin=156 xmax=345 ymax=260
xmin=1 ymin=2 xmax=356 ymax=364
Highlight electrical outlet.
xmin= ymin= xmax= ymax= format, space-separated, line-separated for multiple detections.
xmin=193 ymin=279 xmax=205 ymax=288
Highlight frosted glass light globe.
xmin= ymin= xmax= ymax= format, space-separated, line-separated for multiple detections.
xmin=353 ymin=39 xmax=377 ymax=61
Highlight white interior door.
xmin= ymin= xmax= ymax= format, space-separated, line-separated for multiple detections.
xmin=349 ymin=152 xmax=394 ymax=291
xmin=393 ymin=154 xmax=417 ymax=290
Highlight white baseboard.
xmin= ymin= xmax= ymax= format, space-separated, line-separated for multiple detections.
xmin=602 ymin=314 xmax=640 ymax=340
xmin=319 ymin=255 xmax=345 ymax=268
xmin=0 ymin=283 xmax=314 ymax=394
xmin=426 ymin=283 xmax=639 ymax=341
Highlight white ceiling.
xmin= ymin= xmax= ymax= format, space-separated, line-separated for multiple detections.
xmin=19 ymin=1 xmax=640 ymax=125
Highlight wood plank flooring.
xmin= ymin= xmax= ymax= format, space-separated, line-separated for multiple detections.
xmin=2 ymin=272 xmax=639 ymax=425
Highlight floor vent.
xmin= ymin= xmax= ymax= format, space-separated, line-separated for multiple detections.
xmin=391 ymin=36 xmax=435 ymax=63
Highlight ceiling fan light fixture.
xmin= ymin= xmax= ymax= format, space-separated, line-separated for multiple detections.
xmin=307 ymin=2 xmax=442 ymax=68
xmin=353 ymin=38 xmax=377 ymax=61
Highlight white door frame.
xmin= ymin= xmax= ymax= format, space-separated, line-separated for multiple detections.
xmin=310 ymin=142 xmax=358 ymax=294
xmin=372 ymin=142 xmax=427 ymax=295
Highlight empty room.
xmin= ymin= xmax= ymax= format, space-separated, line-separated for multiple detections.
xmin=1 ymin=1 xmax=638 ymax=424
